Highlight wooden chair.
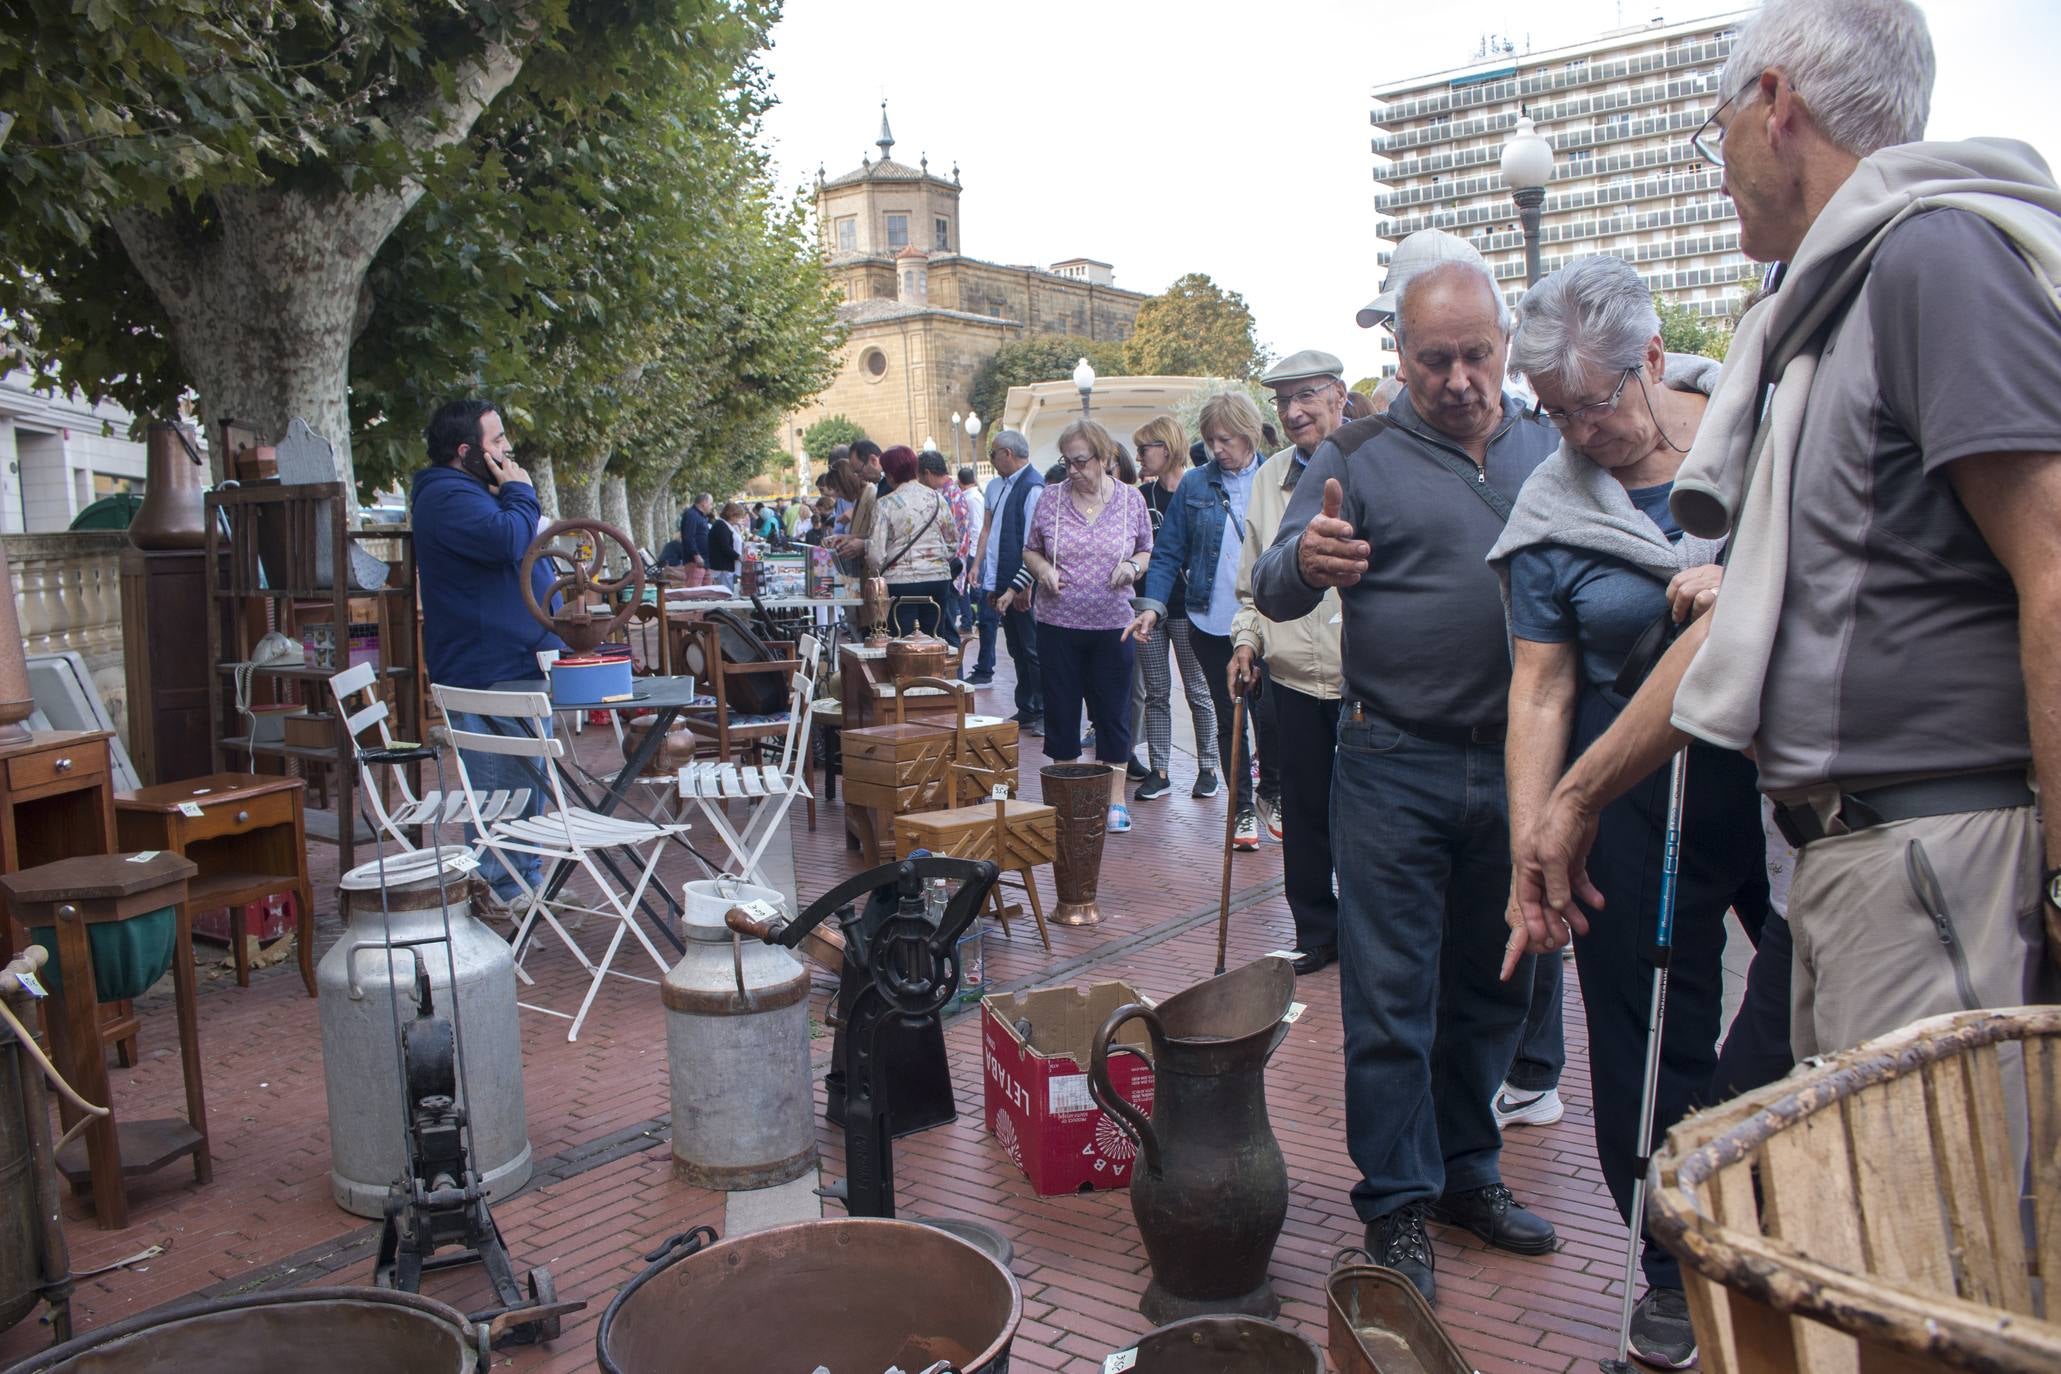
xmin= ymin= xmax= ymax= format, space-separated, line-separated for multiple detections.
xmin=675 ymin=620 xmax=802 ymax=765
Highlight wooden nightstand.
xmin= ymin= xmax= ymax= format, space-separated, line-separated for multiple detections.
xmin=115 ymin=773 xmax=316 ymax=996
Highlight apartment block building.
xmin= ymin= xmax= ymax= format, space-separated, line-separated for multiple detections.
xmin=1370 ymin=9 xmax=1757 ymax=374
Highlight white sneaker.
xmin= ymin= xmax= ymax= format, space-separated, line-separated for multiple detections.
xmin=1491 ymin=1083 xmax=1564 ymax=1129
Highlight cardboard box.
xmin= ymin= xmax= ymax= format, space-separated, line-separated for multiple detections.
xmin=193 ymin=892 xmax=297 ymax=946
xmin=983 ymin=980 xmax=1155 ymax=1196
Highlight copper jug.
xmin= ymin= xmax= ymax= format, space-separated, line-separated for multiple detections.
xmin=1090 ymin=957 xmax=1295 ymax=1324
xmin=128 ymin=420 xmax=209 ymax=550
xmin=883 ymin=599 xmax=949 ymax=682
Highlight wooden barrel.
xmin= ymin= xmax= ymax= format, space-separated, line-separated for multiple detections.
xmin=1649 ymin=1006 xmax=2061 ymax=1373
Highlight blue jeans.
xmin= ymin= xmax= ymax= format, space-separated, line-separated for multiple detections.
xmin=1334 ymin=711 xmax=1529 ymax=1221
xmin=1505 ymin=953 xmax=1565 ymax=1093
xmin=1001 ymin=606 xmax=1042 ymax=720
xmin=973 ymin=590 xmax=999 ymax=676
xmin=447 ymin=709 xmax=552 ymax=903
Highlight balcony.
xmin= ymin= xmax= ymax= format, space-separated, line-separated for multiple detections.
xmin=1373 ymin=71 xmax=1722 ymax=157
xmin=1371 ymin=36 xmax=1734 ymax=127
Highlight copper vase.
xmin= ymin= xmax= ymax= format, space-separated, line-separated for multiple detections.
xmin=0 ymin=552 xmax=31 ymax=742
xmin=1041 ymin=763 xmax=1110 ymax=926
xmin=127 ymin=420 xmax=209 ymax=550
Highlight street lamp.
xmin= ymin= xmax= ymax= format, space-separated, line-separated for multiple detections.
xmin=950 ymin=411 xmax=962 ymax=465
xmin=1073 ymin=357 xmax=1096 ymax=418
xmin=922 ymin=435 xmax=938 ymax=453
xmin=965 ymin=412 xmax=982 ymax=470
xmin=1500 ymin=113 xmax=1555 ymax=289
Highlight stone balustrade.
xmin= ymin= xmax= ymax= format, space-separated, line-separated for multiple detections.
xmin=6 ymin=531 xmax=130 ymax=746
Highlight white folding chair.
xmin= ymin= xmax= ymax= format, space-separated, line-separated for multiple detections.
xmin=330 ymin=664 xmax=531 ymax=852
xmin=676 ymin=633 xmax=820 ymax=887
xmin=433 ymin=684 xmax=690 ymax=1041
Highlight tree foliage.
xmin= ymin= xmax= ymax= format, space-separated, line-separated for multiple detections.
xmin=1655 ymin=294 xmax=1734 ymax=363
xmin=1123 ymin=273 xmax=1268 ymax=380
xmin=802 ymin=415 xmax=866 ymax=460
xmin=968 ymin=335 xmax=1128 ymax=436
xmin=0 ymin=0 xmax=839 ymax=508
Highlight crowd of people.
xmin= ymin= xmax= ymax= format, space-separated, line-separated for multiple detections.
xmin=517 ymin=3 xmax=2058 ymax=1366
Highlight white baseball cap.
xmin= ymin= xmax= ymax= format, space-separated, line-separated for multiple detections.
xmin=1357 ymin=229 xmax=1490 ymax=329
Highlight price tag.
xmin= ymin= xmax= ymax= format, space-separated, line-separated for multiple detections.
xmin=991 ymin=785 xmax=1009 ymax=801
xmin=1264 ymin=948 xmax=1299 ymax=961
xmin=13 ymin=969 xmax=47 ymax=999
xmin=445 ymin=853 xmax=480 ymax=874
xmin=127 ymin=851 xmax=160 ymax=863
xmin=1103 ymin=1350 xmax=1138 ymax=1373
xmin=1282 ymin=1001 xmax=1308 ymax=1025
xmin=177 ymin=802 xmax=206 ymax=818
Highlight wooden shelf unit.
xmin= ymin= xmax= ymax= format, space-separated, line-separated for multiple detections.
xmin=204 ymin=482 xmax=420 ymax=876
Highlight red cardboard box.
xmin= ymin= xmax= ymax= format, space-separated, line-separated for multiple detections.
xmin=193 ymin=892 xmax=297 ymax=946
xmin=983 ymin=980 xmax=1155 ymax=1196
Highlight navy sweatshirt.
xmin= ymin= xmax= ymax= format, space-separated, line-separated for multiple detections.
xmin=411 ymin=464 xmax=566 ymax=690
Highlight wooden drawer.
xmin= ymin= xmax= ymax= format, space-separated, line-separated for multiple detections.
xmin=181 ymin=788 xmax=295 ymax=843
xmin=6 ymin=742 xmax=107 ymax=793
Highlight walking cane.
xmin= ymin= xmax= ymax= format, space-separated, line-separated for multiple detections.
xmin=1600 ymin=746 xmax=1689 ymax=1374
xmin=1214 ymin=688 xmax=1248 ymax=976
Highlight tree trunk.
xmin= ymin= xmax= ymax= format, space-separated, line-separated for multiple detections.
xmin=601 ymin=474 xmax=633 ymax=575
xmin=630 ymin=459 xmax=685 ymax=558
xmin=107 ymin=26 xmax=533 ymax=505
xmin=556 ymin=456 xmax=600 ymax=521
xmin=528 ymin=451 xmax=560 ymax=522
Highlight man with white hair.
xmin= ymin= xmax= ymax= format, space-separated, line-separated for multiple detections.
xmin=1518 ymin=0 xmax=2061 ymax=1069
xmin=1253 ymin=252 xmax=1563 ymax=1304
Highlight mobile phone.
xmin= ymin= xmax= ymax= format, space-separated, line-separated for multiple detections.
xmin=460 ymin=450 xmax=495 ymax=485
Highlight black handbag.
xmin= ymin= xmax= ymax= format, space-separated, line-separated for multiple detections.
xmin=681 ymin=609 xmax=790 ymax=715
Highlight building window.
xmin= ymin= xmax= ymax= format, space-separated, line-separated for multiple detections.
xmin=886 ymin=213 xmax=909 ymax=249
xmin=835 ymin=216 xmax=856 ymax=253
xmin=934 ymin=216 xmax=950 ymax=251
xmin=860 ymin=347 xmax=888 ymax=381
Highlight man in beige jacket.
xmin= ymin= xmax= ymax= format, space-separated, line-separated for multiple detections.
xmin=1233 ymin=350 xmax=1348 ymax=973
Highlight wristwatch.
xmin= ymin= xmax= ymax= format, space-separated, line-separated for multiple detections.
xmin=2047 ymin=866 xmax=2061 ymax=912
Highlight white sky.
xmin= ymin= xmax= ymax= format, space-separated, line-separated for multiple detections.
xmin=759 ymin=0 xmax=2061 ymax=386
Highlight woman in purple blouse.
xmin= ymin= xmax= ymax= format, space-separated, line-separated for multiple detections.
xmin=997 ymin=419 xmax=1154 ymax=832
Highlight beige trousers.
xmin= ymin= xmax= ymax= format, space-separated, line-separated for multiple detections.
xmin=1787 ymin=802 xmax=2050 ymax=1059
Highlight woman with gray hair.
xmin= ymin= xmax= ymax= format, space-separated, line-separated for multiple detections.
xmin=1487 ymin=253 xmax=1786 ymax=1370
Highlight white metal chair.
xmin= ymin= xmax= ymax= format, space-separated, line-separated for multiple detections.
xmin=329 ymin=663 xmax=533 ymax=851
xmin=433 ymin=684 xmax=689 ymax=1041
xmin=676 ymin=633 xmax=820 ymax=888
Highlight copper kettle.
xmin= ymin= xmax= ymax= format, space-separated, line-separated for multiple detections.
xmin=883 ymin=598 xmax=949 ymax=682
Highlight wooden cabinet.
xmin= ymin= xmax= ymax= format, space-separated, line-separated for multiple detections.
xmin=120 ymin=548 xmax=213 ymax=787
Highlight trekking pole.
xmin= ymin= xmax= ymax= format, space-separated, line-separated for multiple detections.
xmin=1214 ymin=689 xmax=1247 ymax=976
xmin=1600 ymin=746 xmax=1688 ymax=1374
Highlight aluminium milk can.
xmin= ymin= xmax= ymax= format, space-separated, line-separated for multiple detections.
xmin=663 ymin=880 xmax=816 ymax=1188
xmin=319 ymin=847 xmax=532 ymax=1218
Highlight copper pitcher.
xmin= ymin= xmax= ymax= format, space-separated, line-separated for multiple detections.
xmin=128 ymin=420 xmax=209 ymax=550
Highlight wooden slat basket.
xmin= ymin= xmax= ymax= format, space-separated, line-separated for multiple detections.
xmin=1650 ymin=1006 xmax=2061 ymax=1374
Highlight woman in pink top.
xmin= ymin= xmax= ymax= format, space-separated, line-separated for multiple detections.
xmin=996 ymin=419 xmax=1153 ymax=832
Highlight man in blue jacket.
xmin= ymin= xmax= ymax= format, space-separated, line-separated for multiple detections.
xmin=413 ymin=399 xmax=564 ymax=906
xmin=678 ymin=493 xmax=713 ymax=573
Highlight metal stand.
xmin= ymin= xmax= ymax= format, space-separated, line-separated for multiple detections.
xmin=357 ymin=743 xmax=582 ymax=1349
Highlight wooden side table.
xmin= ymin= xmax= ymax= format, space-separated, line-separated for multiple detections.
xmin=0 ymin=730 xmax=142 ymax=1063
xmin=0 ymin=851 xmax=207 ymax=1230
xmin=115 ymin=773 xmax=316 ymax=996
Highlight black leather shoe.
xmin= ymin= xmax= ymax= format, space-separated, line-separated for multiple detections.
xmin=1428 ymin=1183 xmax=1558 ymax=1255
xmin=1366 ymin=1203 xmax=1435 ymax=1305
xmin=1290 ymin=946 xmax=1337 ymax=975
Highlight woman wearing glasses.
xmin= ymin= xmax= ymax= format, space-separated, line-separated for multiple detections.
xmin=1125 ymin=416 xmax=1220 ymax=802
xmin=1488 ymin=254 xmax=1786 ymax=1370
xmin=999 ymin=419 xmax=1153 ymax=833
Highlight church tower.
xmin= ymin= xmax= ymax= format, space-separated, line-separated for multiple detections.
xmin=814 ymin=100 xmax=963 ymax=265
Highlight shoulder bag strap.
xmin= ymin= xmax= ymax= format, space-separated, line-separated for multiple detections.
xmin=881 ymin=493 xmax=942 ymax=574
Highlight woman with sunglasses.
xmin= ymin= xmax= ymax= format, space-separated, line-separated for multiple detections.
xmin=1488 ymin=253 xmax=1787 ymax=1370
xmin=998 ymin=418 xmax=1153 ymax=833
xmin=1125 ymin=415 xmax=1220 ymax=801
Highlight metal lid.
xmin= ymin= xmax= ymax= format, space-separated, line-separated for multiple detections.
xmin=681 ymin=878 xmax=784 ymax=936
xmin=339 ymin=846 xmax=478 ymax=893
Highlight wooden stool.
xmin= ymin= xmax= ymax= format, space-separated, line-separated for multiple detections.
xmin=895 ymin=792 xmax=1055 ymax=954
xmin=0 ymin=852 xmax=209 ymax=1230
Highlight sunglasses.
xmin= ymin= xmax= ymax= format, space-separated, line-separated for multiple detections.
xmin=1062 ymin=452 xmax=1101 ymax=469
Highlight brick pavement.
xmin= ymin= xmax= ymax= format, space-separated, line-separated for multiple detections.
xmin=1 ymin=646 xmax=1646 ymax=1372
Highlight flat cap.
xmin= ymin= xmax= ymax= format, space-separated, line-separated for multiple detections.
xmin=1260 ymin=349 xmax=1346 ymax=386
xmin=1357 ymin=229 xmax=1489 ymax=328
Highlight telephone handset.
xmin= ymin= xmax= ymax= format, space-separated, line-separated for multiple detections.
xmin=234 ymin=633 xmax=306 ymax=771
xmin=460 ymin=450 xmax=495 ymax=486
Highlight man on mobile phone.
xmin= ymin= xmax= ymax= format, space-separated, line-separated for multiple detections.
xmin=412 ymin=399 xmax=565 ymax=908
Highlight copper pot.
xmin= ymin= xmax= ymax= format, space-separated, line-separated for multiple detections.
xmin=884 ymin=604 xmax=949 ymax=682
xmin=1041 ymin=763 xmax=1111 ymax=926
xmin=128 ymin=420 xmax=208 ymax=550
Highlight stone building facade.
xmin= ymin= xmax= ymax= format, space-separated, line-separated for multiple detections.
xmin=779 ymin=106 xmax=1147 ymax=475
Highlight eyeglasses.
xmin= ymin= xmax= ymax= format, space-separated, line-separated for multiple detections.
xmin=1062 ymin=452 xmax=1100 ymax=469
xmin=1272 ymin=384 xmax=1336 ymax=411
xmin=1534 ymin=368 xmax=1636 ymax=429
xmin=1135 ymin=441 xmax=1168 ymax=454
xmin=1692 ymin=78 xmax=1757 ymax=168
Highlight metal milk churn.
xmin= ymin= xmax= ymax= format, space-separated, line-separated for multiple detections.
xmin=319 ymin=847 xmax=532 ymax=1218
xmin=663 ymin=879 xmax=816 ymax=1189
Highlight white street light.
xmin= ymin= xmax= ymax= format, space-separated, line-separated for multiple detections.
xmin=1073 ymin=357 xmax=1096 ymax=417
xmin=1500 ymin=113 xmax=1555 ymax=288
xmin=922 ymin=435 xmax=938 ymax=453
xmin=965 ymin=412 xmax=982 ymax=439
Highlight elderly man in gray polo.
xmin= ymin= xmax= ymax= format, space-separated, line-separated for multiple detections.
xmin=1231 ymin=349 xmax=1349 ymax=975
xmin=1517 ymin=0 xmax=2061 ymax=1074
